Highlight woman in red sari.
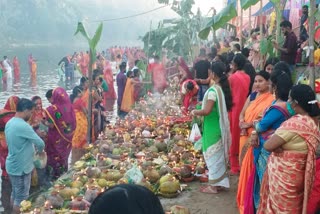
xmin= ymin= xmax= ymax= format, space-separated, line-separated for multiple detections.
xmin=148 ymin=56 xmax=168 ymax=94
xmin=180 ymin=79 xmax=199 ymax=113
xmin=0 ymin=96 xmax=19 ymax=178
xmin=29 ymin=96 xmax=46 ymax=132
xmin=45 ymin=87 xmax=76 ymax=179
xmin=228 ymin=54 xmax=251 ymax=174
xmin=103 ymin=61 xmax=116 ymax=100
xmin=258 ymin=84 xmax=320 ymax=214
xmin=12 ymin=56 xmax=20 ymax=81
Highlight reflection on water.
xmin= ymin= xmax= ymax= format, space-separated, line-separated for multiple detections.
xmin=0 ymin=45 xmax=117 ymax=213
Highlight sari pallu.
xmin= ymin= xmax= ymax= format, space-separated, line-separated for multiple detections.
xmin=45 ymin=87 xmax=76 ymax=179
xmin=237 ymin=92 xmax=274 ymax=214
xmin=258 ymin=115 xmax=320 ymax=214
xmin=121 ymin=78 xmax=135 ymax=113
xmin=181 ymin=79 xmax=199 ymax=110
xmin=202 ymin=85 xmax=231 ymax=187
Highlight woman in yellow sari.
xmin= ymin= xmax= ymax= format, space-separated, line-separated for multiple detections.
xmin=237 ymin=71 xmax=274 ymax=214
xmin=258 ymin=84 xmax=320 ymax=214
xmin=121 ymin=71 xmax=139 ymax=113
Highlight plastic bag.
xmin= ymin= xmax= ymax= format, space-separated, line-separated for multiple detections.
xmin=124 ymin=165 xmax=144 ymax=184
xmin=188 ymin=123 xmax=201 ymax=142
xmin=194 ymin=138 xmax=202 ymax=151
xmin=33 ymin=152 xmax=47 ymax=169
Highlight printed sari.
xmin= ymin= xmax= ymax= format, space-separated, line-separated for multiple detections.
xmin=229 ymin=71 xmax=250 ymax=173
xmin=72 ymin=98 xmax=87 ymax=149
xmin=0 ymin=96 xmax=19 ymax=177
xmin=258 ymin=114 xmax=320 ymax=214
xmin=237 ymin=92 xmax=274 ymax=214
xmin=45 ymin=87 xmax=76 ymax=179
xmin=252 ymin=102 xmax=291 ymax=211
xmin=202 ymin=85 xmax=231 ymax=188
xmin=307 ymin=157 xmax=320 ymax=213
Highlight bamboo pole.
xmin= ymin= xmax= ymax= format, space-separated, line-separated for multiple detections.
xmin=87 ymin=51 xmax=93 ymax=144
xmin=240 ymin=8 xmax=243 ymax=48
xmin=309 ymin=0 xmax=316 ymax=90
xmin=248 ymin=7 xmax=252 ymax=37
xmin=259 ymin=0 xmax=264 ymax=70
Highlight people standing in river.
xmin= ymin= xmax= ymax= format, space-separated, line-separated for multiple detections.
xmin=12 ymin=56 xmax=20 ymax=82
xmin=2 ymin=56 xmax=12 ymax=88
xmin=28 ymin=54 xmax=37 ymax=77
xmin=5 ymin=98 xmax=45 ymax=214
xmin=58 ymin=55 xmax=75 ymax=87
xmin=45 ymin=87 xmax=76 ymax=180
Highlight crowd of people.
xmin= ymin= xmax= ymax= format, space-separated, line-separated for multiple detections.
xmin=1 ymin=16 xmax=320 ymax=213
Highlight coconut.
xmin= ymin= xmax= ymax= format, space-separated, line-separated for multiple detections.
xmin=59 ymin=188 xmax=79 ymax=200
xmin=180 ymin=165 xmax=192 ymax=178
xmin=181 ymin=152 xmax=194 ymax=161
xmin=159 ymin=165 xmax=173 ymax=176
xmin=159 ymin=178 xmax=180 ymax=194
xmin=99 ymin=144 xmax=111 ymax=154
xmin=143 ymin=167 xmax=160 ymax=183
xmin=195 ymin=165 xmax=205 ymax=174
xmin=97 ymin=179 xmax=108 ymax=188
xmin=147 ymin=145 xmax=158 ymax=153
xmin=159 ymin=174 xmax=175 ymax=185
xmin=154 ymin=141 xmax=167 ymax=152
xmin=73 ymin=161 xmax=86 ymax=171
xmin=85 ymin=167 xmax=101 ymax=178
xmin=104 ymin=169 xmax=123 ymax=182
xmin=71 ymin=180 xmax=83 ymax=189
xmin=47 ymin=191 xmax=64 ymax=208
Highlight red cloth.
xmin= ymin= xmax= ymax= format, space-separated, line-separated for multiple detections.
xmin=12 ymin=57 xmax=20 ymax=79
xmin=228 ymin=71 xmax=250 ymax=173
xmin=307 ymin=158 xmax=320 ymax=214
xmin=181 ymin=79 xmax=198 ymax=110
xmin=103 ymin=62 xmax=117 ymax=100
xmin=147 ymin=62 xmax=168 ymax=93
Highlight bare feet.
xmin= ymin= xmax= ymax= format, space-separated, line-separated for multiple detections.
xmin=199 ymin=185 xmax=218 ymax=194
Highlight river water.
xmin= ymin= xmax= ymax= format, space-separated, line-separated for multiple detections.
xmin=0 ymin=45 xmax=117 ymax=213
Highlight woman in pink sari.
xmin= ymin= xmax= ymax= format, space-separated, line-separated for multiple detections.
xmin=147 ymin=56 xmax=168 ymax=94
xmin=229 ymin=54 xmax=251 ymax=174
xmin=45 ymin=87 xmax=76 ymax=179
xmin=258 ymin=84 xmax=320 ymax=214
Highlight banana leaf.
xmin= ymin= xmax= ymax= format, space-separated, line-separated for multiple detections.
xmin=74 ymin=22 xmax=90 ymax=42
xmin=198 ymin=4 xmax=237 ymax=40
xmin=241 ymin=0 xmax=259 ymax=10
xmin=212 ymin=4 xmax=237 ymax=31
xmin=90 ymin=23 xmax=103 ymax=50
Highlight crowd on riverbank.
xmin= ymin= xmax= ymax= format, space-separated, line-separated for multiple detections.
xmin=1 ymin=19 xmax=320 ymax=213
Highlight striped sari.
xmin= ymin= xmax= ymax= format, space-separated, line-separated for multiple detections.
xmin=258 ymin=115 xmax=320 ymax=214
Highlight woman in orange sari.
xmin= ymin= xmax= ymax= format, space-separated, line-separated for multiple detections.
xmin=28 ymin=54 xmax=37 ymax=77
xmin=71 ymin=86 xmax=88 ymax=149
xmin=29 ymin=96 xmax=46 ymax=133
xmin=0 ymin=96 xmax=19 ymax=178
xmin=236 ymin=71 xmax=274 ymax=214
xmin=121 ymin=71 xmax=136 ymax=113
xmin=103 ymin=61 xmax=117 ymax=100
xmin=258 ymin=84 xmax=320 ymax=214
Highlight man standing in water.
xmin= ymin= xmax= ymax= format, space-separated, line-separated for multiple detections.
xmin=5 ymin=98 xmax=45 ymax=214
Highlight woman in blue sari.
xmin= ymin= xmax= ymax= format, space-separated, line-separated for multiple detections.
xmin=243 ymin=68 xmax=293 ymax=213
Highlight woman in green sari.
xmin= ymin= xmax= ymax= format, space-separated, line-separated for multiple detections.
xmin=191 ymin=61 xmax=233 ymax=193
